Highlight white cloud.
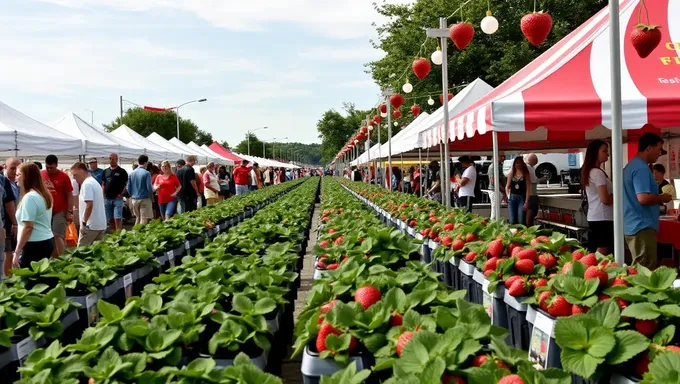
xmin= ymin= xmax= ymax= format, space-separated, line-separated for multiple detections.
xmin=337 ymin=80 xmax=378 ymax=89
xmin=299 ymin=45 xmax=384 ymax=61
xmin=36 ymin=0 xmax=415 ymax=39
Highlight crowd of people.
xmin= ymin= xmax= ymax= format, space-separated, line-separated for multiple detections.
xmin=0 ymin=154 xmax=311 ymax=277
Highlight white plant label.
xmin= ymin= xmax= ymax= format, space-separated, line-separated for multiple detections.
xmin=86 ymin=292 xmax=99 ymax=326
xmin=528 ymin=312 xmax=554 ymax=369
xmin=123 ymin=273 xmax=133 ymax=299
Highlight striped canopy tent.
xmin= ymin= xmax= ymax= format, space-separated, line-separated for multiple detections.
xmin=420 ymin=0 xmax=680 ymax=152
xmin=208 ymin=142 xmax=243 ymax=163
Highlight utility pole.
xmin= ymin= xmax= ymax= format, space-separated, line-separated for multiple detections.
xmin=119 ymin=96 xmax=123 ymax=119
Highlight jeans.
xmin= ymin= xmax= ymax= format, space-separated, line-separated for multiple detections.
xmin=159 ymin=200 xmax=177 ymax=218
xmin=508 ymin=194 xmax=526 ymax=225
xmin=104 ymin=198 xmax=124 ymax=221
xmin=235 ymin=185 xmax=249 ymax=196
xmin=19 ymin=238 xmax=55 ymax=268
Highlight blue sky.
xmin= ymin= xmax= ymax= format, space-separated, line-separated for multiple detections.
xmin=0 ymin=0 xmax=411 ymax=146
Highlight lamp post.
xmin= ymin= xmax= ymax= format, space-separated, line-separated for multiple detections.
xmin=247 ymin=126 xmax=268 ymax=156
xmin=84 ymin=109 xmax=94 ymax=125
xmin=175 ymin=98 xmax=207 ymax=139
xmin=262 ymin=137 xmax=287 ymax=159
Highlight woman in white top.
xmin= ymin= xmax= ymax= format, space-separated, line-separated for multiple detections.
xmin=202 ymin=162 xmax=221 ymax=205
xmin=581 ymin=140 xmax=614 ymax=255
xmin=455 ymin=156 xmax=477 ymax=213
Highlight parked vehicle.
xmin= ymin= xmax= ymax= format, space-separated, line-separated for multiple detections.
xmin=502 ymin=153 xmax=581 ymax=184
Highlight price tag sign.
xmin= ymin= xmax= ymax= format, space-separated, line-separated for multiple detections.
xmin=123 ymin=273 xmax=133 ymax=299
xmin=168 ymin=251 xmax=175 ymax=268
xmin=16 ymin=337 xmax=37 ymax=360
xmin=215 ymin=225 xmax=220 ymax=235
xmin=86 ymin=293 xmax=99 ymax=326
xmin=482 ymin=280 xmax=493 ymax=322
xmin=528 ymin=312 xmax=554 ymax=369
xmin=185 ymin=240 xmax=191 ymax=255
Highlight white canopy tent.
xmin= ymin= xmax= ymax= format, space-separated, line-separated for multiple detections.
xmin=146 ymin=133 xmax=198 ymax=162
xmin=51 ymin=113 xmax=166 ymax=160
xmin=187 ymin=142 xmax=235 ymax=166
xmin=234 ymin=153 xmax=299 ymax=169
xmin=351 ymin=112 xmax=431 ymax=165
xmin=110 ymin=125 xmax=177 ymax=160
xmin=168 ymin=138 xmax=215 ymax=163
xmin=0 ymin=101 xmax=83 ymax=157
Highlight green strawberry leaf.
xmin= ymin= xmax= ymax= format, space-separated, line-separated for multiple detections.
xmin=559 ymin=349 xmax=603 ymax=379
xmin=653 ymin=325 xmax=676 ymax=346
xmin=587 ymin=299 xmax=620 ymax=329
xmin=606 ymin=330 xmax=650 ymax=365
xmin=621 ymin=303 xmax=660 ymax=320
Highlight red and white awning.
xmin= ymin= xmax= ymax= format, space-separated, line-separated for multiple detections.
xmin=422 ymin=0 xmax=680 ymax=149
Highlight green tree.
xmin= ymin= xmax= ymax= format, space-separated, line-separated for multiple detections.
xmin=317 ymin=103 xmax=377 ymax=164
xmin=233 ymin=133 xmax=264 ymax=157
xmin=232 ymin=134 xmax=322 ymax=165
xmin=366 ymin=0 xmax=606 ymax=118
xmin=104 ymin=107 xmax=214 ymax=145
xmin=219 ymin=141 xmax=231 ymax=150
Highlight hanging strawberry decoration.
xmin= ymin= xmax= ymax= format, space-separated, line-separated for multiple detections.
xmin=379 ymin=104 xmax=387 ymax=114
xmin=412 ymin=58 xmax=431 ymax=80
xmin=393 ymin=110 xmax=402 ymax=119
xmin=440 ymin=93 xmax=454 ymax=104
xmin=390 ymin=94 xmax=405 ymax=109
xmin=374 ymin=115 xmax=382 ymax=124
xmin=368 ymin=119 xmax=375 ymax=126
xmin=449 ymin=22 xmax=475 ymax=50
xmin=521 ymin=0 xmax=552 ymax=47
xmin=411 ymin=105 xmax=421 ymax=116
xmin=630 ymin=1 xmax=662 ymax=58
xmin=361 ymin=126 xmax=368 ymax=134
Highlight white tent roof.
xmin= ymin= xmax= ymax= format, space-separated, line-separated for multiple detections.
xmin=110 ymin=125 xmax=177 ymax=160
xmin=188 ymin=142 xmax=235 ymax=166
xmin=0 ymin=101 xmax=83 ymax=157
xmin=351 ymin=78 xmax=495 ymax=165
xmin=145 ymin=133 xmax=201 ymax=162
xmin=51 ymin=113 xmax=165 ymax=160
xmin=168 ymin=138 xmax=213 ymax=163
xmin=233 ymin=153 xmax=299 ymax=169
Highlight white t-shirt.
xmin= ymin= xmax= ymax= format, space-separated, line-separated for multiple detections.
xmin=459 ymin=165 xmax=477 ymax=197
xmin=71 ymin=178 xmax=79 ymax=197
xmin=79 ymin=176 xmax=107 ymax=231
xmin=250 ymin=169 xmax=257 ymax=186
xmin=586 ymin=168 xmax=613 ymax=221
xmin=526 ymin=164 xmax=539 ymax=195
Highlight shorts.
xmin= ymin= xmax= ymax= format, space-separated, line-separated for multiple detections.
xmin=588 ymin=220 xmax=614 ymax=250
xmin=105 ymin=198 xmax=124 ymax=221
xmin=159 ymin=200 xmax=177 ymax=218
xmin=131 ymin=198 xmax=154 ymax=220
xmin=19 ymin=238 xmax=54 ymax=268
xmin=625 ymin=228 xmax=658 ymax=269
xmin=51 ymin=211 xmax=67 ymax=239
xmin=77 ymin=228 xmax=105 ymax=247
xmin=4 ymin=226 xmax=16 ymax=253
xmin=457 ymin=196 xmax=474 ymax=213
xmin=235 ymin=185 xmax=249 ymax=196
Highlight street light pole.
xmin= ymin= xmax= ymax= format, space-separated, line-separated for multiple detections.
xmin=247 ymin=126 xmax=268 ymax=156
xmin=84 ymin=109 xmax=94 ymax=125
xmin=175 ymin=98 xmax=207 ymax=139
xmin=262 ymin=137 xmax=287 ymax=159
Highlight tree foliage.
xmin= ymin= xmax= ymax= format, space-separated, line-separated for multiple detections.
xmin=232 ymin=134 xmax=322 ymax=165
xmin=104 ymin=107 xmax=214 ymax=146
xmin=317 ymin=103 xmax=381 ymax=164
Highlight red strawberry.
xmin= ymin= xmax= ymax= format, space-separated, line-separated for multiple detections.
xmin=515 ymin=259 xmax=535 ymax=275
xmin=517 ymin=249 xmax=538 ymax=262
xmin=442 ymin=375 xmax=466 ymax=384
xmin=581 ymin=253 xmax=598 ymax=267
xmin=484 ymin=270 xmax=494 ymax=277
xmin=559 ymin=245 xmax=571 ymax=253
xmin=547 ymin=295 xmax=572 ymax=317
xmin=327 ymin=263 xmax=339 ymax=270
xmin=484 ymin=257 xmax=499 ymax=272
xmin=390 ymin=312 xmax=404 ymax=326
xmin=616 ymin=297 xmax=629 ymax=309
xmin=443 ymin=223 xmax=454 ymax=231
xmin=420 ymin=228 xmax=431 ymax=236
xmin=561 ymin=262 xmax=573 ymax=274
xmin=533 ymin=278 xmax=548 ymax=288
xmin=486 ymin=240 xmax=504 ymax=258
xmin=498 ymin=375 xmax=525 ymax=384
xmin=465 ymin=233 xmax=478 ymax=242
xmin=599 ymin=294 xmax=610 ymax=301
xmin=635 ymin=352 xmax=650 ymax=376
xmin=410 ymin=105 xmax=421 ymax=116
xmin=316 ymin=322 xmax=341 ymax=352
xmin=521 ymin=12 xmax=553 ymax=46
xmin=319 ymin=240 xmax=330 ymax=248
xmin=572 ymin=304 xmax=589 ymax=315
xmin=538 ymin=291 xmax=552 ymax=312
xmin=611 ymin=276 xmax=629 ymax=287
xmin=571 ymin=250 xmax=584 ymax=260
xmin=316 ymin=260 xmax=327 ymax=269
xmin=471 ymin=354 xmax=488 ymax=367
xmin=635 ymin=319 xmax=658 ymax=337
xmin=505 ymin=275 xmax=523 ymax=289
xmin=464 ymin=252 xmax=478 ymax=263
xmin=666 ymin=345 xmax=680 ymax=352
xmin=334 ymin=236 xmax=345 ymax=246
xmin=631 ymin=24 xmax=662 ymax=59
xmin=584 ymin=266 xmax=608 ymax=286
xmin=508 ymin=243 xmax=521 ymax=253
xmin=449 ymin=22 xmax=475 ymax=50
xmin=538 ymin=253 xmax=557 ymax=269
xmin=452 ymin=239 xmax=465 ymax=251
xmin=509 ymin=279 xmax=528 ymax=297
xmin=442 ymin=236 xmax=453 ymax=247
xmin=320 ymin=300 xmax=338 ymax=314
xmin=409 ymin=219 xmax=417 ymax=227
xmin=328 ymin=228 xmax=336 ymax=234
xmin=355 ymin=286 xmax=382 ymax=310
xmin=628 ymin=267 xmax=639 ymax=276
xmin=530 ymin=236 xmax=550 ymax=247
xmin=511 ymin=247 xmax=523 ymax=257
xmin=396 ymin=331 xmax=414 ymax=356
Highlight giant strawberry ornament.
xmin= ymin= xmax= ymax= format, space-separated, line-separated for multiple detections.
xmin=411 ymin=104 xmax=421 ymax=116
xmin=412 ymin=58 xmax=431 ymax=80
xmin=393 ymin=110 xmax=402 ymax=119
xmin=390 ymin=94 xmax=405 ymax=109
xmin=373 ymin=115 xmax=382 ymax=124
xmin=379 ymin=104 xmax=387 ymax=114
xmin=449 ymin=22 xmax=475 ymax=50
xmin=439 ymin=93 xmax=453 ymax=104
xmin=521 ymin=12 xmax=553 ymax=46
xmin=631 ymin=24 xmax=662 ymax=58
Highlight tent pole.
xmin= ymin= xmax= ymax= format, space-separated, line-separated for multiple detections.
xmin=378 ymin=123 xmax=382 ymax=186
xmin=419 ymin=148 xmax=423 ymax=196
xmin=386 ymin=88 xmax=394 ymax=191
xmin=439 ymin=143 xmax=445 ymax=205
xmin=439 ymin=16 xmax=452 ymax=208
xmin=492 ymin=131 xmax=501 ymax=224
xmin=608 ymin=0 xmax=625 ymax=266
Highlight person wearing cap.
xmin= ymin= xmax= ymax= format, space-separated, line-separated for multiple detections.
xmin=623 ymin=133 xmax=672 ymax=268
xmin=87 ymin=158 xmax=104 ymax=185
xmin=233 ymin=160 xmax=251 ymax=196
xmin=454 ymin=156 xmax=477 ymax=213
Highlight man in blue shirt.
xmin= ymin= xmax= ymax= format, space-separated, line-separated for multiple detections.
xmin=623 ymin=132 xmax=671 ymax=268
xmin=87 ymin=158 xmax=104 ymax=184
xmin=127 ymin=155 xmax=154 ymax=225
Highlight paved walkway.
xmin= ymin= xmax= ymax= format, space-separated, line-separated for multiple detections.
xmin=280 ymin=202 xmax=319 ymax=382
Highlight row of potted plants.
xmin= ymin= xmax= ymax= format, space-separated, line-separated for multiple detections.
xmin=13 ymin=177 xmax=321 ymax=383
xmin=339 ymin=179 xmax=680 ymax=384
xmin=293 ymin=177 xmax=572 ymax=384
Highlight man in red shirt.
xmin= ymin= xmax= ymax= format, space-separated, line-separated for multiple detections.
xmin=41 ymin=155 xmax=74 ymax=256
xmin=232 ymin=160 xmax=251 ymax=196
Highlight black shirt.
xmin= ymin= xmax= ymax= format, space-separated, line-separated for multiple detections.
xmin=102 ymin=167 xmax=128 ymax=199
xmin=176 ymin=166 xmax=197 ymax=198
